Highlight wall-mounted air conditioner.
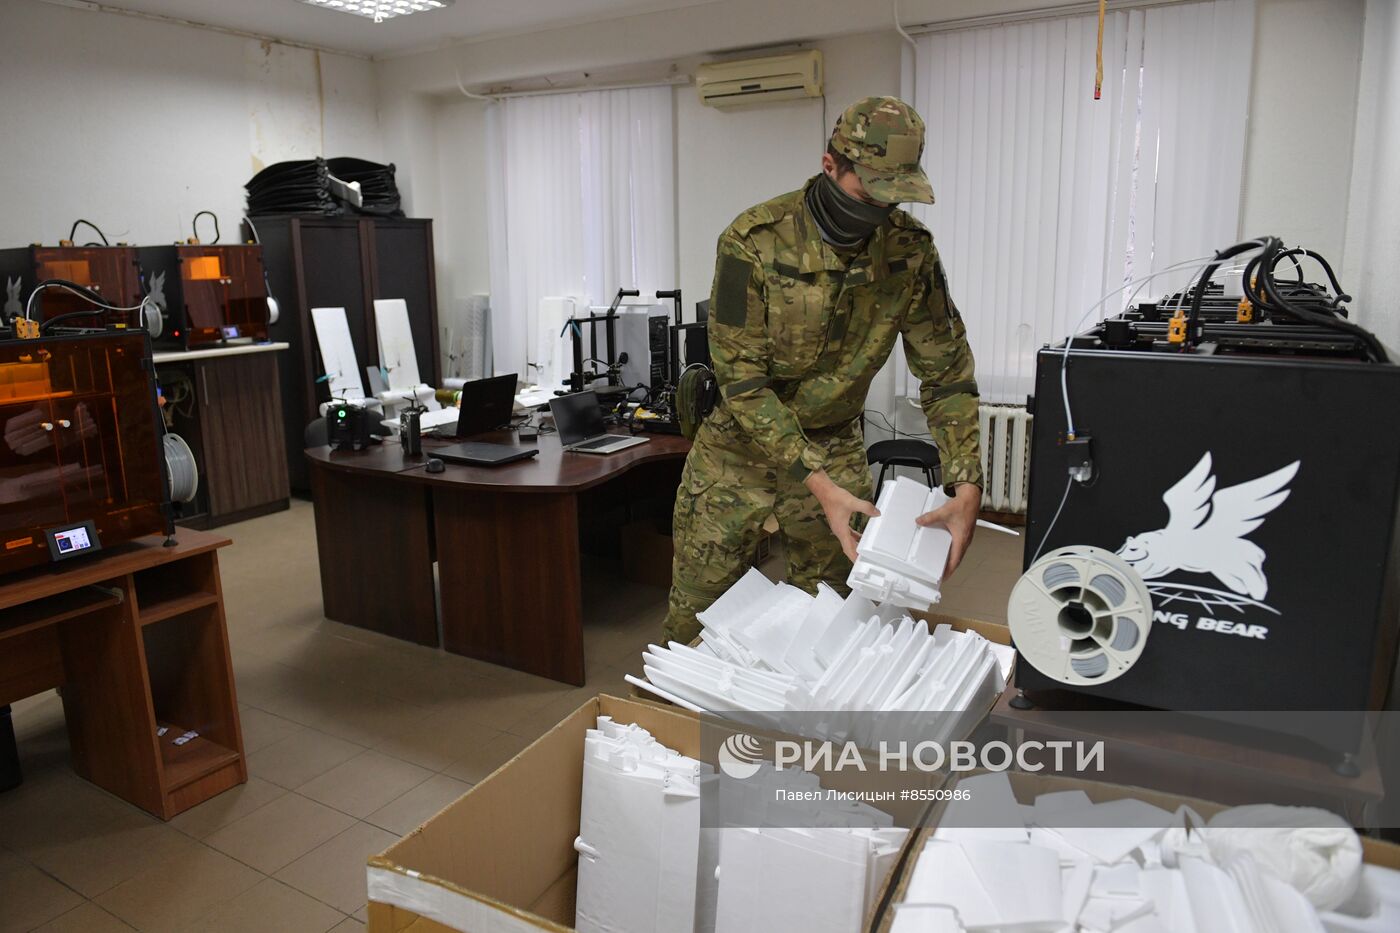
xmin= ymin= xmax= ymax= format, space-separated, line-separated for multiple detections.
xmin=695 ymin=50 xmax=823 ymax=109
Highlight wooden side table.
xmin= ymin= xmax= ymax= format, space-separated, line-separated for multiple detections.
xmin=0 ymin=530 xmax=244 ymax=820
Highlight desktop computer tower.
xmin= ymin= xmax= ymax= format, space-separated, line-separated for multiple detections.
xmin=612 ymin=304 xmax=671 ymax=392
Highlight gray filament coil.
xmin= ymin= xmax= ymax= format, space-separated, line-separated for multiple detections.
xmin=1007 ymin=546 xmax=1153 ymax=686
xmin=141 ymin=297 xmax=163 ymax=339
xmin=163 ymin=433 xmax=199 ymax=504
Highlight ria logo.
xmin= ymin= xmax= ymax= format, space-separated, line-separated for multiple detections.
xmin=718 ymin=733 xmax=765 ymax=780
xmin=1117 ymin=452 xmax=1299 ymax=614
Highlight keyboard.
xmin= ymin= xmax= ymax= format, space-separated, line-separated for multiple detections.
xmin=573 ymin=436 xmax=619 ymax=450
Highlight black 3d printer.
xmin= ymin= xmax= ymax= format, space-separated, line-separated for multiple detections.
xmin=1008 ymin=236 xmax=1400 ymax=771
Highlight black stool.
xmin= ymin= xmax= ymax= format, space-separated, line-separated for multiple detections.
xmin=867 ymin=438 xmax=942 ymax=490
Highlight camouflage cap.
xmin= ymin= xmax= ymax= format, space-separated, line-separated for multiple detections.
xmin=830 ymin=96 xmax=934 ymax=205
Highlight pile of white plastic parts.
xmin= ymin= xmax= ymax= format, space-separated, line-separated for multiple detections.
xmin=573 ymin=715 xmax=907 ymax=933
xmin=631 ymin=562 xmax=1015 ymax=748
xmin=889 ymin=771 xmax=1400 ymax=933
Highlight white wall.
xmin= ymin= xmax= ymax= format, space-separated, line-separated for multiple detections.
xmin=1343 ymin=0 xmax=1400 ymax=351
xmin=433 ymin=99 xmax=493 ymax=301
xmin=0 ymin=0 xmax=381 ymax=247
xmin=376 ymin=0 xmax=1046 ymax=345
xmin=421 ymin=29 xmax=906 ymax=343
xmin=676 ymin=31 xmax=905 ymax=307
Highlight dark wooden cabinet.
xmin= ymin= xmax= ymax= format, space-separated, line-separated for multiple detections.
xmin=197 ymin=353 xmax=290 ymax=517
xmin=255 ymin=216 xmax=440 ymax=489
xmin=156 ymin=348 xmax=290 ymax=529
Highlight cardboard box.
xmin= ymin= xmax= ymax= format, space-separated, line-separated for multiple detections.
xmin=368 ymin=694 xmax=913 ymax=933
xmin=865 ymin=770 xmax=1400 ymax=932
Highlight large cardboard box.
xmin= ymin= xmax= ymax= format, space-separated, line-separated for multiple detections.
xmin=367 ymin=694 xmax=913 ymax=933
xmin=866 ymin=770 xmax=1400 ymax=932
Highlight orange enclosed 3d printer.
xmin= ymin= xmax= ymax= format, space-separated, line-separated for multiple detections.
xmin=0 ymin=328 xmax=173 ymax=576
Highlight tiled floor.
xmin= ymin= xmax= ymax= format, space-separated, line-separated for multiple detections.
xmin=0 ymin=498 xmax=1021 ymax=932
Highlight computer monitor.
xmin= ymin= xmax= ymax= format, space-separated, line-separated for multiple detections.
xmin=454 ymin=373 xmax=518 ymax=437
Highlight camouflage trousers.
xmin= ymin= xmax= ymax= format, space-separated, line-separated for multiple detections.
xmin=661 ymin=406 xmax=872 ymax=645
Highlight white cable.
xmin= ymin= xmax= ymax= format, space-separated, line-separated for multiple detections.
xmin=454 ymin=66 xmax=498 ymax=102
xmin=24 ymin=281 xmax=155 ymax=326
xmin=1044 ymin=241 xmax=1269 ymax=557
xmin=1030 ymin=474 xmax=1074 ymax=564
xmin=1058 ymin=249 xmax=1265 ymax=438
xmin=893 ymin=0 xmax=919 ymax=50
xmin=1058 ymin=254 xmax=1211 ymax=436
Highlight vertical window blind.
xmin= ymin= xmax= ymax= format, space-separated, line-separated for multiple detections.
xmin=887 ymin=0 xmax=1255 ymax=408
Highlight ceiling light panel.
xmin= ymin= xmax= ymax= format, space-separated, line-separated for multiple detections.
xmin=295 ymin=0 xmax=454 ymax=23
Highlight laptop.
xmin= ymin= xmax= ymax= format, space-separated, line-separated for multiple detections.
xmin=549 ymin=391 xmax=649 ymax=455
xmin=433 ymin=441 xmax=539 ymax=467
xmin=453 ymin=373 xmax=519 ymax=437
xmin=397 ymin=373 xmax=519 ymax=435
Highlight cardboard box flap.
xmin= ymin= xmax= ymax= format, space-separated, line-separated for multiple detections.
xmin=377 ymin=699 xmax=600 ymax=927
xmin=371 ymin=695 xmax=711 ymax=933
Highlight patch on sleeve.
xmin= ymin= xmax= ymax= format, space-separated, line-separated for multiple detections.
xmin=715 ymin=255 xmax=754 ymax=327
xmin=934 ymin=259 xmax=962 ymax=322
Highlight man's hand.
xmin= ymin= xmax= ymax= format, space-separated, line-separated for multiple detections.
xmin=805 ymin=469 xmax=880 ymax=562
xmin=916 ymin=483 xmax=981 ymax=578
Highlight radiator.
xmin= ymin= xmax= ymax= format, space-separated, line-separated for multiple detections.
xmin=979 ymin=404 xmax=1033 ymax=513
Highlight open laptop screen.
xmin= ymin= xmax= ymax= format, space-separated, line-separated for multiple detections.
xmin=454 ymin=373 xmax=518 ymax=437
xmin=550 ymin=391 xmax=606 ymax=446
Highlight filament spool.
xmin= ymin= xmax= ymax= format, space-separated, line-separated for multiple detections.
xmin=163 ymin=433 xmax=199 ymax=504
xmin=1007 ymin=546 xmax=1153 ymax=685
xmin=141 ymin=296 xmax=163 ymax=338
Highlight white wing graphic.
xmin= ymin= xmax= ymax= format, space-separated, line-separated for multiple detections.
xmin=1199 ymin=460 xmax=1300 ymax=542
xmin=1121 ymin=453 xmax=1300 ymax=602
xmin=1162 ymin=452 xmax=1216 ymax=532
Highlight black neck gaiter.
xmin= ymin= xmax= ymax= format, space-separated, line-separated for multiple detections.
xmin=806 ymin=172 xmax=896 ymax=249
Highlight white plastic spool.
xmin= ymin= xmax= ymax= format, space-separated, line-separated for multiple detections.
xmin=1007 ymin=545 xmax=1153 ymax=685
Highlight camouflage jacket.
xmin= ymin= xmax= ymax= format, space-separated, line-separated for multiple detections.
xmin=708 ymin=175 xmax=983 ymax=487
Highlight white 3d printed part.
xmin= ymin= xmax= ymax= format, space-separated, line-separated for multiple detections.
xmin=846 ymin=477 xmax=952 ymax=610
xmin=1008 ymin=546 xmax=1153 ymax=685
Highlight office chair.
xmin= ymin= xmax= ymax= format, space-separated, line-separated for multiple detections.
xmin=304 ymin=417 xmax=328 ymax=448
xmin=867 ymin=438 xmax=942 ymax=490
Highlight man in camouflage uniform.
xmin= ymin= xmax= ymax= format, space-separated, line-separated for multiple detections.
xmin=662 ymin=97 xmax=983 ymax=644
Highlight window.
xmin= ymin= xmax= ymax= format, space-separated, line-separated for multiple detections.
xmin=486 ymin=86 xmax=676 ymax=385
xmin=893 ymin=0 xmax=1255 ymax=405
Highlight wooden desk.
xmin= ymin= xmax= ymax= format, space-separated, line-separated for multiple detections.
xmin=990 ymin=689 xmax=1386 ymax=827
xmin=0 ymin=531 xmax=245 ymax=819
xmin=307 ymin=430 xmax=690 ymax=684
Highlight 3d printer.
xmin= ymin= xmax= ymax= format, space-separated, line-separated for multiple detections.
xmin=137 ymin=243 xmax=271 ymax=349
xmin=1010 ymin=236 xmax=1400 ymax=764
xmin=0 ymin=244 xmax=145 ymax=329
xmin=560 ymin=288 xmax=637 ymax=406
xmin=0 ymin=326 xmax=174 ymax=576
